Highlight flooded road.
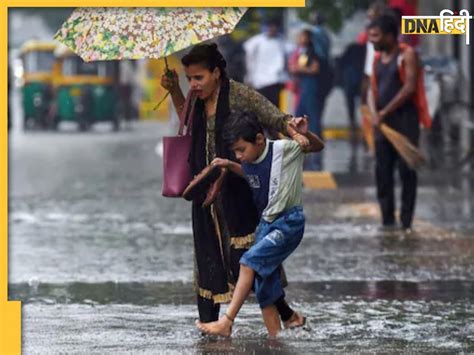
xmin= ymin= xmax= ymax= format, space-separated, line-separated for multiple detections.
xmin=8 ymin=122 xmax=474 ymax=353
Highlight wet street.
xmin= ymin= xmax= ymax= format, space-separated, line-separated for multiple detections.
xmin=8 ymin=122 xmax=474 ymax=354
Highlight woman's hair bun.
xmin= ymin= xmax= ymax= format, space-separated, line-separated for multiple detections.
xmin=182 ymin=42 xmax=227 ymax=76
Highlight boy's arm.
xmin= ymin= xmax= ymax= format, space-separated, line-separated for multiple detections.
xmin=301 ymin=130 xmax=325 ymax=153
xmin=288 ymin=116 xmax=325 ymax=153
xmin=286 ymin=123 xmax=310 ymax=148
xmin=227 ymin=160 xmax=245 ymax=177
xmin=211 ymin=158 xmax=245 ymax=178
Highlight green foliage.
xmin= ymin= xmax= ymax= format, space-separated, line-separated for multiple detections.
xmin=233 ymin=8 xmax=285 ymax=40
xmin=297 ymin=0 xmax=374 ymax=32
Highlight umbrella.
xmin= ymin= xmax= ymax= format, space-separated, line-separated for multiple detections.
xmin=54 ymin=7 xmax=247 ymax=62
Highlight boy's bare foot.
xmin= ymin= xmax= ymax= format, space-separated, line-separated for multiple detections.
xmin=195 ymin=314 xmax=233 ymax=337
xmin=283 ymin=312 xmax=306 ymax=329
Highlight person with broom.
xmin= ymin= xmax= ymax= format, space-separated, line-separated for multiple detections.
xmin=367 ymin=13 xmax=421 ymax=232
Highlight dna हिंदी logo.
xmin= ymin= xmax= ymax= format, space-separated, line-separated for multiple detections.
xmin=402 ymin=9 xmax=473 ymax=45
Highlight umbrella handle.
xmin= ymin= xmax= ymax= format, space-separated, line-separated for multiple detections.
xmin=164 ymin=57 xmax=175 ymax=79
xmin=155 ymin=57 xmax=174 ymax=110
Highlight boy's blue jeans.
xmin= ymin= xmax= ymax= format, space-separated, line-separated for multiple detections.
xmin=240 ymin=206 xmax=305 ymax=308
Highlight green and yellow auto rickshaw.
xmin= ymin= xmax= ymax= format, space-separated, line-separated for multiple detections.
xmin=54 ymin=46 xmax=119 ymax=131
xmin=20 ymin=41 xmax=57 ymax=130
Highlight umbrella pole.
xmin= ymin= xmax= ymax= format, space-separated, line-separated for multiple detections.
xmin=153 ymin=57 xmax=172 ymax=111
xmin=153 ymin=91 xmax=170 ymax=111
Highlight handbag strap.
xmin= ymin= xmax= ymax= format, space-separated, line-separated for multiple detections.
xmin=178 ymin=92 xmax=195 ymax=136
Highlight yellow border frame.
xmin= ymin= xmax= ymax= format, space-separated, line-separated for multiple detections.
xmin=5 ymin=1 xmax=304 ymax=6
xmin=1 ymin=6 xmax=21 ymax=354
xmin=1 ymin=2 xmax=304 ymax=354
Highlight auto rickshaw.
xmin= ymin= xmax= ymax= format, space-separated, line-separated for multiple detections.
xmin=20 ymin=40 xmax=57 ymax=130
xmin=54 ymin=46 xmax=119 ymax=131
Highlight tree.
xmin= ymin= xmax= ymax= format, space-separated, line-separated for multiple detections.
xmin=298 ymin=0 xmax=373 ymax=32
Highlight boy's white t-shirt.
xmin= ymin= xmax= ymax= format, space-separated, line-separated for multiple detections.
xmin=251 ymin=139 xmax=304 ymax=222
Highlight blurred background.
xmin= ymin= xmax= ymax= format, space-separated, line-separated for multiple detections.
xmin=7 ymin=3 xmax=473 ymax=152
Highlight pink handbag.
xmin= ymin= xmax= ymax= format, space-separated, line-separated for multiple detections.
xmin=162 ymin=93 xmax=195 ymax=197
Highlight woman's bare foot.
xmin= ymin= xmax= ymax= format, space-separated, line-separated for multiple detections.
xmin=196 ymin=316 xmax=233 ymax=337
xmin=283 ymin=312 xmax=306 ymax=329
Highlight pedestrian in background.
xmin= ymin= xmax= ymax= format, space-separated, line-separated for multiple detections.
xmin=360 ymin=1 xmax=387 ymax=105
xmin=368 ymin=14 xmax=420 ymax=232
xmin=289 ymin=29 xmax=323 ymax=170
xmin=118 ymin=60 xmax=137 ymax=127
xmin=243 ymin=18 xmax=288 ymax=108
xmin=336 ymin=42 xmax=366 ymax=140
xmin=308 ymin=12 xmax=334 ymax=131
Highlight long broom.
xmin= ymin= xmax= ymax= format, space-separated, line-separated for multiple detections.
xmin=360 ymin=105 xmax=425 ymax=170
xmin=360 ymin=105 xmax=375 ymax=155
xmin=379 ymin=123 xmax=426 ymax=170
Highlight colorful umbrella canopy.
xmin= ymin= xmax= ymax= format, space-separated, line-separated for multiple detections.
xmin=54 ymin=7 xmax=247 ymax=62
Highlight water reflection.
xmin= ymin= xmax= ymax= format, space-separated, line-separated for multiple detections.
xmin=10 ymin=280 xmax=474 ymax=305
xmin=363 ymin=281 xmax=420 ymax=300
xmin=22 ymin=300 xmax=474 ymax=353
xmin=461 ymin=176 xmax=472 ymax=219
xmin=195 ymin=337 xmax=295 ymax=354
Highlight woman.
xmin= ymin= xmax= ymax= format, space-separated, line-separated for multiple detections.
xmin=161 ymin=43 xmax=306 ymax=328
xmin=289 ymin=29 xmax=322 ymax=170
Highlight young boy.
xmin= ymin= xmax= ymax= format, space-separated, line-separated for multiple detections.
xmin=196 ymin=111 xmax=324 ymax=337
